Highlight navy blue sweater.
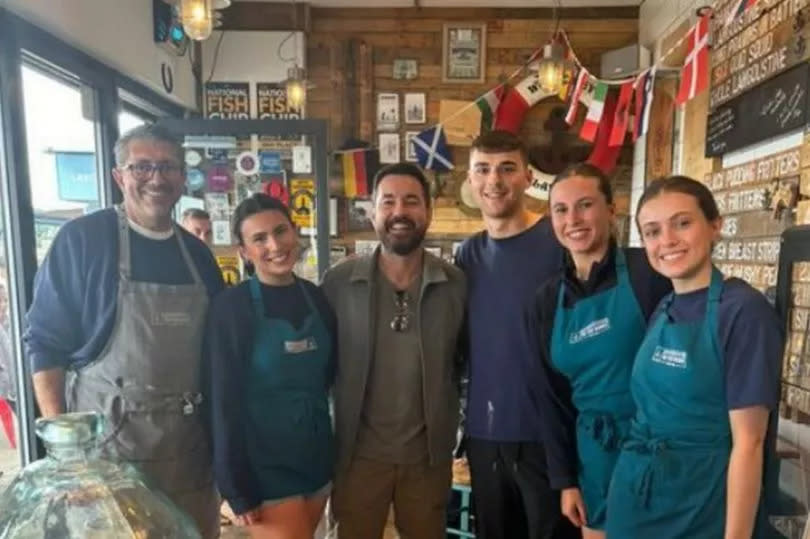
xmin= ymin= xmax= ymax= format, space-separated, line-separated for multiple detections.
xmin=24 ymin=208 xmax=224 ymax=373
xmin=455 ymin=217 xmax=564 ymax=441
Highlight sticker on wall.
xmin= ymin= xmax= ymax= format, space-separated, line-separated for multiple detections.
xmin=263 ymin=175 xmax=290 ymax=206
xmin=207 ymin=148 xmax=229 ymax=164
xmin=212 ymin=220 xmax=232 ymax=246
xmin=207 ymin=166 xmax=233 ymax=192
xmin=259 ymin=151 xmax=282 ymax=173
xmin=236 ymin=151 xmax=260 ymax=176
xmin=289 ymin=178 xmax=315 ymax=228
xmin=186 ymin=168 xmax=206 ymax=191
xmin=292 ymin=145 xmax=312 ymax=174
xmin=216 ymin=255 xmax=241 ymax=286
xmin=185 ymin=150 xmax=202 ymax=167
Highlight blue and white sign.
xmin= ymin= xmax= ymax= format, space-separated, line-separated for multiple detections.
xmin=259 ymin=151 xmax=282 ymax=173
xmin=186 ymin=168 xmax=206 ymax=191
xmin=55 ymin=152 xmax=98 ymax=203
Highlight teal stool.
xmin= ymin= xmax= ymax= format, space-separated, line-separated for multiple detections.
xmin=446 ymin=483 xmax=475 ymax=538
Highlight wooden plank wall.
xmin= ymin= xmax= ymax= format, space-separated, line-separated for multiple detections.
xmin=305 ymin=7 xmax=639 ymax=254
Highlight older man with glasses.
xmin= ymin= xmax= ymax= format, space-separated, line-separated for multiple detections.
xmin=321 ymin=162 xmax=467 ymax=539
xmin=24 ymin=124 xmax=224 ymax=537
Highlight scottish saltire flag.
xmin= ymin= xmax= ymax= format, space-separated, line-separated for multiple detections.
xmin=413 ymin=126 xmax=454 ymax=172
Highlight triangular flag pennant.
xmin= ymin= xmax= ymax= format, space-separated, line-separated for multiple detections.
xmin=586 ymin=91 xmax=621 ymax=174
xmin=632 ymin=67 xmax=655 ymax=141
xmin=494 ymin=74 xmax=550 ymax=134
xmin=565 ymin=68 xmax=589 ymax=125
xmin=413 ymin=126 xmax=454 ymax=172
xmin=725 ymin=0 xmax=757 ymax=26
xmin=609 ymin=80 xmax=634 ymax=147
xmin=580 ymin=81 xmax=608 ymax=142
xmin=476 ymin=86 xmax=505 ymax=132
xmin=675 ymin=14 xmax=710 ymax=106
xmin=342 ymin=148 xmax=380 ymax=198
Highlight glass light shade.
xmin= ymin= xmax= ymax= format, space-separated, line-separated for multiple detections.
xmin=537 ymin=43 xmax=565 ymax=94
xmin=0 ymin=412 xmax=201 ymax=538
xmin=286 ymin=65 xmax=307 ymax=110
xmin=180 ymin=0 xmax=214 ymax=41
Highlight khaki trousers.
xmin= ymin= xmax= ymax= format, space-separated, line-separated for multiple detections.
xmin=332 ymin=457 xmax=452 ymax=539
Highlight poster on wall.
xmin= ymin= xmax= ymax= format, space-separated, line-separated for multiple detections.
xmin=257 ymin=82 xmax=304 ymax=157
xmin=377 ymin=93 xmax=400 ymax=131
xmin=205 ymin=82 xmax=250 ymax=119
xmin=289 ymin=178 xmax=315 ymax=229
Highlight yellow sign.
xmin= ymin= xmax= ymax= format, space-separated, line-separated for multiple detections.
xmin=289 ymin=179 xmax=314 ymax=228
xmin=216 ymin=255 xmax=241 ymax=286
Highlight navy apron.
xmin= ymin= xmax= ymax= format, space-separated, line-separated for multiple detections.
xmin=549 ymin=248 xmax=646 ymax=529
xmin=606 ymin=268 xmax=772 ymax=538
xmin=244 ymin=276 xmax=335 ymax=501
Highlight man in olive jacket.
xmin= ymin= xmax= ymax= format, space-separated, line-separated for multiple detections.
xmin=321 ymin=162 xmax=466 ymax=539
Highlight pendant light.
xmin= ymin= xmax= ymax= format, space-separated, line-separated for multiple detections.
xmin=180 ymin=0 xmax=213 ymax=41
xmin=536 ymin=43 xmax=566 ymax=94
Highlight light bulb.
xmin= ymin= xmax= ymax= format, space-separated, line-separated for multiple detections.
xmin=536 ymin=43 xmax=564 ymax=94
xmin=286 ymin=79 xmax=306 ymax=109
xmin=180 ymin=0 xmax=213 ymax=41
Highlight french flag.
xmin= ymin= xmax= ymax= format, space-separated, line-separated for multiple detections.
xmin=725 ymin=0 xmax=757 ymax=26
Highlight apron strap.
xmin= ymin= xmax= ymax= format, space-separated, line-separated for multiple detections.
xmin=115 ymin=206 xmax=132 ymax=281
xmin=173 ymin=224 xmax=203 ymax=285
xmin=248 ymin=276 xmax=265 ymax=318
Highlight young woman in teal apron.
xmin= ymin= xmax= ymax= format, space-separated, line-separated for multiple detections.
xmin=606 ymin=176 xmax=782 ymax=538
xmin=206 ymin=194 xmax=335 ymax=538
xmin=529 ymin=164 xmax=670 ymax=539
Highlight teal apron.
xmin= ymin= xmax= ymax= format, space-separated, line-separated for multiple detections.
xmin=244 ymin=276 xmax=335 ymax=501
xmin=549 ymin=248 xmax=646 ymax=529
xmin=606 ymin=268 xmax=772 ymax=538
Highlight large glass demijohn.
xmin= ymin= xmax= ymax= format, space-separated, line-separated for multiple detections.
xmin=0 ymin=412 xmax=201 ymax=538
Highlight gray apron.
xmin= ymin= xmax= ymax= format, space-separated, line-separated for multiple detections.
xmin=66 ymin=207 xmax=219 ymax=538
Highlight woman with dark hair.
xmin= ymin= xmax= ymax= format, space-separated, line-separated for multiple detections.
xmin=527 ymin=163 xmax=670 ymax=539
xmin=205 ymin=193 xmax=336 ymax=538
xmin=606 ymin=176 xmax=782 ymax=538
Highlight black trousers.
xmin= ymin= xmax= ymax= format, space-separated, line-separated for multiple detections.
xmin=467 ymin=438 xmax=581 ymax=539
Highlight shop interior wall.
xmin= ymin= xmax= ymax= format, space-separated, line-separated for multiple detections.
xmin=638 ymin=2 xmax=810 ymax=532
xmin=4 ymin=0 xmax=197 ymax=110
xmin=305 ymin=7 xmax=639 ymax=254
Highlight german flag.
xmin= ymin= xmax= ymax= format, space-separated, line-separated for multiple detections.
xmin=342 ymin=147 xmax=380 ymax=199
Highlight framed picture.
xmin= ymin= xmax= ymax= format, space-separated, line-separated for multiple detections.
xmin=442 ymin=22 xmax=487 ymax=83
xmin=405 ymin=131 xmax=419 ymax=162
xmin=404 ymin=93 xmax=426 ymax=124
xmin=348 ymin=199 xmax=374 ymax=232
xmin=379 ymin=133 xmax=401 ymax=164
xmin=377 ymin=93 xmax=399 ymax=131
xmin=393 ymin=58 xmax=418 ymax=80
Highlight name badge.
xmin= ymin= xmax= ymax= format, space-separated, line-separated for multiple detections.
xmin=284 ymin=337 xmax=318 ymax=354
xmin=651 ymin=345 xmax=688 ymax=368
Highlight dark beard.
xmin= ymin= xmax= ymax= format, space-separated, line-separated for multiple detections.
xmin=379 ymin=217 xmax=426 ymax=255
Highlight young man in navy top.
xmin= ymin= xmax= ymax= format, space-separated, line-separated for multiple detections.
xmin=455 ymin=131 xmax=575 ymax=539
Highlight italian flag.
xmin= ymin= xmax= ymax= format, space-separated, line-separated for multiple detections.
xmin=580 ymin=81 xmax=608 ymax=142
xmin=476 ymin=86 xmax=505 ymax=132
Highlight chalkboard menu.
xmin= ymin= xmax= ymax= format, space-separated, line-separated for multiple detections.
xmin=706 ymin=62 xmax=809 ymax=157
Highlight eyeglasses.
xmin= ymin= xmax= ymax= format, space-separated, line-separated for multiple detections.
xmin=391 ymin=291 xmax=411 ymax=332
xmin=122 ymin=161 xmax=184 ymax=180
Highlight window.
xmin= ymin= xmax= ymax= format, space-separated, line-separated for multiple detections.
xmin=21 ymin=64 xmax=103 ymax=263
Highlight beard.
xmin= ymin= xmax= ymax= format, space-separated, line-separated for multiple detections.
xmin=378 ymin=216 xmax=427 ymax=256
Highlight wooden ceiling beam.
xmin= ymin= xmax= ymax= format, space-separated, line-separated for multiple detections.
xmin=219 ymin=3 xmax=311 ymax=31
xmin=311 ymin=6 xmax=639 ymax=20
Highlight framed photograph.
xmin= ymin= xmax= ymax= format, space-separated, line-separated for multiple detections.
xmin=379 ymin=133 xmax=401 ymax=164
xmin=348 ymin=199 xmax=374 ymax=232
xmin=377 ymin=93 xmax=399 ymax=131
xmin=442 ymin=22 xmax=487 ymax=83
xmin=393 ymin=58 xmax=419 ymax=80
xmin=405 ymin=131 xmax=419 ymax=162
xmin=404 ymin=93 xmax=426 ymax=124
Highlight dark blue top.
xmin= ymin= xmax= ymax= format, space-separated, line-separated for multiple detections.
xmin=455 ymin=216 xmax=564 ymax=441
xmin=662 ymin=277 xmax=782 ymax=410
xmin=203 ymin=279 xmax=336 ymax=513
xmin=529 ymin=243 xmax=672 ymax=489
xmin=24 ymin=208 xmax=224 ymax=373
